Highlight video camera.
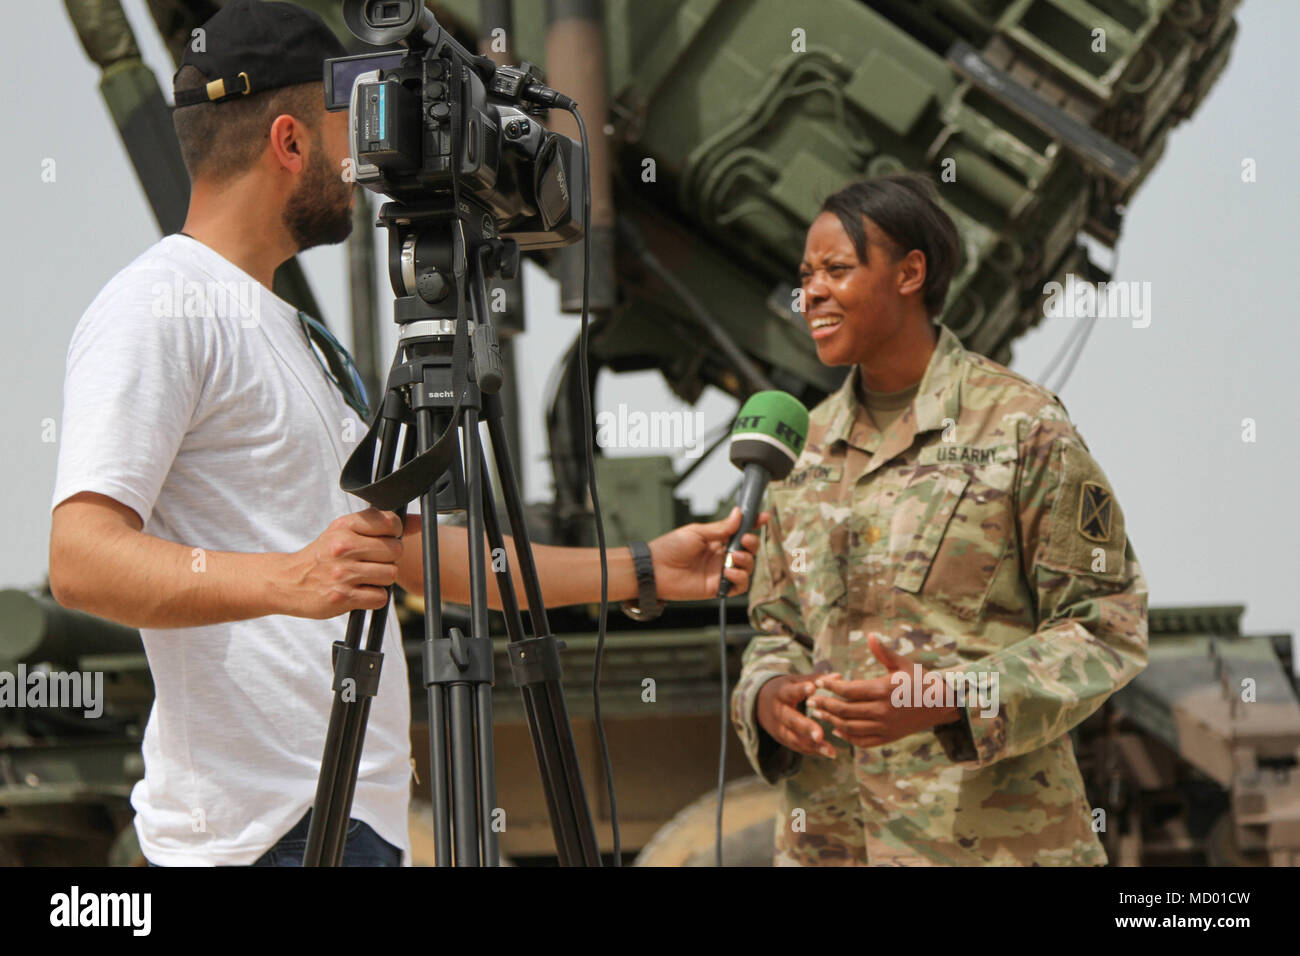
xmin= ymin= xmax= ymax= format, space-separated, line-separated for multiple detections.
xmin=323 ymin=0 xmax=583 ymax=250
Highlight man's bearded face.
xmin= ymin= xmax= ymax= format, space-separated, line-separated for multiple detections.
xmin=283 ymin=130 xmax=353 ymax=251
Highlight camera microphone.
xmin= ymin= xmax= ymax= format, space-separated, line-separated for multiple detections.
xmin=717 ymin=390 xmax=810 ymax=598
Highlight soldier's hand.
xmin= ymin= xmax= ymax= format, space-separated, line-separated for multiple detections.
xmin=756 ymin=674 xmax=841 ymax=759
xmin=809 ymin=635 xmax=960 ymax=748
xmin=275 ymin=508 xmax=406 ymax=620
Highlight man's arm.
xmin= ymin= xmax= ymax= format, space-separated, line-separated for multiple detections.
xmin=50 ymin=493 xmax=759 ymax=628
xmin=50 ymin=493 xmax=405 ymax=629
xmin=395 ymin=509 xmax=761 ymax=608
xmin=933 ymin=414 xmax=1149 ymax=768
xmin=400 ymin=520 xmax=638 ymax=609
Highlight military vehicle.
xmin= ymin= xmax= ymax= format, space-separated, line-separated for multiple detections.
xmin=7 ymin=0 xmax=1291 ymax=866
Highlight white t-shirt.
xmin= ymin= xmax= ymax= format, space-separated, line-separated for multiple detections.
xmin=51 ymin=234 xmax=412 ymax=866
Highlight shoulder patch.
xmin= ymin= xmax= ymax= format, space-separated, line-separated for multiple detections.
xmin=1077 ymin=482 xmax=1113 ymax=543
xmin=1042 ymin=443 xmax=1126 ymax=578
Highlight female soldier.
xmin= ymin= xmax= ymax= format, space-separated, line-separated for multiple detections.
xmin=730 ymin=172 xmax=1148 ymax=866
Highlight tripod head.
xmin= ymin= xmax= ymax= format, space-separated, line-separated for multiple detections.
xmin=375 ymin=192 xmax=517 ymax=402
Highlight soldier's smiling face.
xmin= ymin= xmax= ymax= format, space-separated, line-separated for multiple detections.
xmin=799 ymin=212 xmax=915 ymax=367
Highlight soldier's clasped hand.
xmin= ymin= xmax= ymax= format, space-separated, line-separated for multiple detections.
xmin=806 ymin=635 xmax=961 ymax=748
xmin=756 ymin=673 xmax=842 ymax=759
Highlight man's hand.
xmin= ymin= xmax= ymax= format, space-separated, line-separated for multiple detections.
xmin=806 ymin=635 xmax=961 ymax=748
xmin=273 ymin=507 xmax=408 ymax=620
xmin=648 ymin=507 xmax=767 ymax=600
xmin=756 ymin=674 xmax=841 ymax=759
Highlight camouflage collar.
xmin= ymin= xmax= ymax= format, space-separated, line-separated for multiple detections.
xmin=913 ymin=324 xmax=966 ymax=432
xmin=822 ymin=324 xmax=965 ymax=447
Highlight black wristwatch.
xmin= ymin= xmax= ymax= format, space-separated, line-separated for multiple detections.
xmin=621 ymin=540 xmax=664 ymax=622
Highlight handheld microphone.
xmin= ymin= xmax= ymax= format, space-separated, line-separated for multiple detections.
xmin=717 ymin=391 xmax=809 ymax=597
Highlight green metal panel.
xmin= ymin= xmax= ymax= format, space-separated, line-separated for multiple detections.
xmin=442 ymin=0 xmax=1239 ymax=378
xmin=594 ymin=455 xmax=681 ymax=546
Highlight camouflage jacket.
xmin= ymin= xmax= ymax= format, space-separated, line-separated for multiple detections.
xmin=730 ymin=325 xmax=1148 ymax=866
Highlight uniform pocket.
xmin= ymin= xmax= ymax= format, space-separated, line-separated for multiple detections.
xmin=891 ymin=448 xmax=1017 ymax=620
xmin=890 ymin=465 xmax=970 ymax=593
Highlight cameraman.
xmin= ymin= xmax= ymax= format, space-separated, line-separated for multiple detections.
xmin=48 ymin=0 xmax=760 ymax=867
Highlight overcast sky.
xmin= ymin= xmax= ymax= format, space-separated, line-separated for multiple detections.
xmin=4 ymin=1 xmax=1296 ymax=661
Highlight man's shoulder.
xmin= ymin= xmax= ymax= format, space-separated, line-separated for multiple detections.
xmin=81 ymin=237 xmax=187 ymax=313
xmin=73 ymin=237 xmax=227 ymax=346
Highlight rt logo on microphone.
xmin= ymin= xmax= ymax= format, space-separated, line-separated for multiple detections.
xmin=733 ymin=416 xmax=805 ymax=453
xmin=777 ymin=421 xmax=805 ymax=453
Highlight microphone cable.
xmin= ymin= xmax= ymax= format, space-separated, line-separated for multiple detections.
xmin=561 ymin=102 xmax=621 ymax=864
xmin=717 ymin=592 xmax=730 ymax=867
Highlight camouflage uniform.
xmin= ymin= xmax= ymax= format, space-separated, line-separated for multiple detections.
xmin=730 ymin=325 xmax=1148 ymax=866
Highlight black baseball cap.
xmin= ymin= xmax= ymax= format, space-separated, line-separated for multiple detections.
xmin=173 ymin=0 xmax=347 ymax=107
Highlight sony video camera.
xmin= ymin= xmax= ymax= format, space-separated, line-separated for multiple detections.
xmin=323 ymin=0 xmax=583 ymax=250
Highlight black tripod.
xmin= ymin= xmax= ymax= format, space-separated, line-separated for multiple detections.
xmin=302 ymin=194 xmax=601 ymax=866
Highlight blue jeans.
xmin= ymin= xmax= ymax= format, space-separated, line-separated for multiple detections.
xmin=147 ymin=811 xmax=401 ymax=867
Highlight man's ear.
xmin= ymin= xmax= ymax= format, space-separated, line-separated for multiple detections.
xmin=268 ymin=113 xmax=309 ymax=175
xmin=896 ymin=248 xmax=927 ymax=299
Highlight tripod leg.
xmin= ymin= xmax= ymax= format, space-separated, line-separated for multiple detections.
xmin=475 ymin=683 xmax=499 ymax=866
xmin=327 ymin=597 xmax=396 ymax=865
xmin=416 ymin=408 xmax=452 ymax=867
xmin=304 ymin=608 xmax=366 ymax=866
xmin=420 ymin=403 xmax=499 ymax=866
xmin=304 ymin=412 xmax=403 ymax=866
xmin=448 ymin=679 xmax=479 ymax=865
xmin=483 ymin=394 xmax=602 ymax=865
xmin=328 ymin=423 xmax=412 ymax=866
xmin=323 ymin=423 xmax=415 ymax=865
xmin=448 ymin=406 xmax=492 ymax=865
xmin=483 ymin=400 xmax=550 ymax=638
xmin=476 ymin=447 xmax=540 ymax=867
